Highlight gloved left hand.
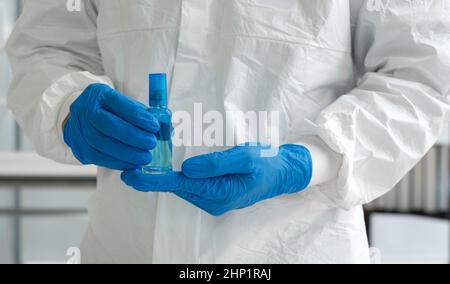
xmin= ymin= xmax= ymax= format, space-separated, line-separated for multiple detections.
xmin=121 ymin=143 xmax=313 ymax=216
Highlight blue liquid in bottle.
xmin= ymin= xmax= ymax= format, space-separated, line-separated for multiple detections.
xmin=142 ymin=73 xmax=173 ymax=174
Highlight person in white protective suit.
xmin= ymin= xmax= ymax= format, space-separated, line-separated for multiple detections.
xmin=6 ymin=0 xmax=450 ymax=264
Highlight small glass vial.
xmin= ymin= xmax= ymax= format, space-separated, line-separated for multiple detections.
xmin=142 ymin=73 xmax=173 ymax=174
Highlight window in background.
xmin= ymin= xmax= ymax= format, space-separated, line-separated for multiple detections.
xmin=371 ymin=214 xmax=450 ymax=264
xmin=0 ymin=217 xmax=14 ymax=264
xmin=21 ymin=214 xmax=89 ymax=264
xmin=0 ymin=0 xmax=19 ymax=265
xmin=0 ymin=188 xmax=13 ymax=209
xmin=21 ymin=188 xmax=92 ymax=209
xmin=0 ymin=0 xmax=94 ymax=264
xmin=0 ymin=0 xmax=17 ymax=152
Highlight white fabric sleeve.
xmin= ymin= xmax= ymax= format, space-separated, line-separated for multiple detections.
xmin=6 ymin=0 xmax=114 ymax=164
xmin=306 ymin=0 xmax=450 ymax=209
xmin=297 ymin=136 xmax=342 ymax=186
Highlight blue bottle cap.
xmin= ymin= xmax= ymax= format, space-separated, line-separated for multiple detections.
xmin=149 ymin=73 xmax=168 ymax=107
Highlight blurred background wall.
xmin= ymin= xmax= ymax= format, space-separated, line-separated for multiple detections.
xmin=0 ymin=0 xmax=449 ymax=264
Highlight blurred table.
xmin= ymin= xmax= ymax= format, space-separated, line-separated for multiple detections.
xmin=0 ymin=152 xmax=96 ymax=187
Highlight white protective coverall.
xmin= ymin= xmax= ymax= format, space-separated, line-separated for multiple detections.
xmin=6 ymin=0 xmax=450 ymax=263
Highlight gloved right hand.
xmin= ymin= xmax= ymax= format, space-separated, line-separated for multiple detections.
xmin=63 ymin=83 xmax=160 ymax=170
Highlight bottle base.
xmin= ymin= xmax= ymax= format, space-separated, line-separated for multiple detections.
xmin=141 ymin=166 xmax=172 ymax=175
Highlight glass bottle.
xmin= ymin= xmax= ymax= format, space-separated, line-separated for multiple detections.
xmin=142 ymin=73 xmax=173 ymax=174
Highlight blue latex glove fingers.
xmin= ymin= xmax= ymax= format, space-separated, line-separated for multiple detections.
xmin=121 ymin=169 xmax=257 ymax=216
xmin=181 ymin=145 xmax=256 ymax=178
xmin=121 ymin=170 xmax=201 ymax=193
xmin=65 ymin=117 xmax=139 ymax=170
xmin=81 ymin=121 xmax=152 ymax=166
xmin=121 ymin=170 xmax=241 ymax=196
xmin=99 ymin=87 xmax=160 ymax=133
xmin=89 ymin=108 xmax=158 ymax=150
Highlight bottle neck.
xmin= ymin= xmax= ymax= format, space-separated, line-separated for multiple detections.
xmin=149 ymin=104 xmax=168 ymax=109
xmin=149 ymin=89 xmax=167 ymax=108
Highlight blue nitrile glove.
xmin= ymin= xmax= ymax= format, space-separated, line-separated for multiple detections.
xmin=121 ymin=143 xmax=313 ymax=216
xmin=63 ymin=83 xmax=160 ymax=170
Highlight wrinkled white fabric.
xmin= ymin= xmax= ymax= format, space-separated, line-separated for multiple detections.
xmin=298 ymin=136 xmax=342 ymax=186
xmin=6 ymin=0 xmax=450 ymax=263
